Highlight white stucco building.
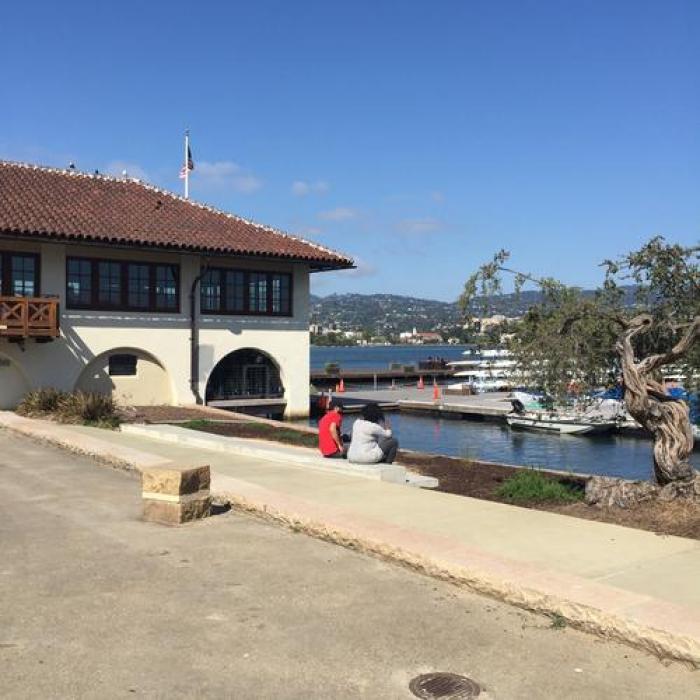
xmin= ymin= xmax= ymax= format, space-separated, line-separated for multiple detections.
xmin=0 ymin=161 xmax=353 ymax=417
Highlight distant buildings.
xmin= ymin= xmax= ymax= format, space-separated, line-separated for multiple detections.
xmin=468 ymin=314 xmax=520 ymax=334
xmin=397 ymin=328 xmax=442 ymax=344
xmin=309 ymin=309 xmax=524 ymax=346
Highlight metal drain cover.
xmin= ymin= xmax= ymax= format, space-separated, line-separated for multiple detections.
xmin=409 ymin=672 xmax=481 ymax=699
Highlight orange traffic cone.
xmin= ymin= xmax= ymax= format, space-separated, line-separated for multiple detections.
xmin=335 ymin=383 xmax=339 ymax=392
xmin=417 ymin=376 xmax=425 ymax=390
xmin=433 ymin=382 xmax=440 ymax=401
xmin=338 ymin=378 xmax=345 ymax=393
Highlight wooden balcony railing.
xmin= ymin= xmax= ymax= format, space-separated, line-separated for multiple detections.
xmin=0 ymin=296 xmax=60 ymax=339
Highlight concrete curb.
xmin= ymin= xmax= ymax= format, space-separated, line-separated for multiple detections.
xmin=2 ymin=411 xmax=699 ymax=668
xmin=0 ymin=412 xmax=170 ymax=473
xmin=120 ymin=423 xmax=439 ymax=489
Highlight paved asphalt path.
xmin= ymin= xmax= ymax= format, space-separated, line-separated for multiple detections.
xmin=1 ymin=429 xmax=698 ymax=699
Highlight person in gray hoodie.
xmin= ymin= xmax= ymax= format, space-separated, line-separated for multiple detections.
xmin=347 ymin=403 xmax=399 ymax=465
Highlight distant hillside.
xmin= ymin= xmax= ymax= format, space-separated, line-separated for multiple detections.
xmin=310 ymin=293 xmax=460 ymax=334
xmin=309 ymin=287 xmax=638 ymax=334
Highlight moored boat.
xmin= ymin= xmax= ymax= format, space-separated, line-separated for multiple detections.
xmin=507 ymin=395 xmax=619 ymax=435
xmin=447 ymin=347 xmax=516 ymax=393
xmin=506 ymin=411 xmax=618 ymax=435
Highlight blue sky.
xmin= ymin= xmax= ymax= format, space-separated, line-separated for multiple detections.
xmin=2 ymin=1 xmax=698 ymax=301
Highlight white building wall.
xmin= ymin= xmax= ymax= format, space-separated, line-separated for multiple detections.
xmin=0 ymin=239 xmax=311 ymax=418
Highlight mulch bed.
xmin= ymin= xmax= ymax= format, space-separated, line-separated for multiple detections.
xmin=399 ymin=452 xmax=700 ymax=540
xmin=121 ymin=406 xmax=246 ymax=424
xmin=124 ymin=408 xmax=700 ymax=540
xmin=548 ymin=500 xmax=700 ymax=539
xmin=187 ymin=421 xmax=319 ymax=449
xmin=397 ymin=451 xmax=586 ymax=501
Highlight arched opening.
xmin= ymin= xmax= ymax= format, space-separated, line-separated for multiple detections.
xmin=75 ymin=348 xmax=173 ymax=406
xmin=0 ymin=354 xmax=30 ymax=409
xmin=205 ymin=348 xmax=284 ymax=403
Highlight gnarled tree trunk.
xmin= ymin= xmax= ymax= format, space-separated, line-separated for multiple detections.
xmin=617 ymin=314 xmax=699 ymax=485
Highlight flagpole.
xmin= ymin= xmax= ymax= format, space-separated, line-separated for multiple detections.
xmin=184 ymin=130 xmax=190 ymax=199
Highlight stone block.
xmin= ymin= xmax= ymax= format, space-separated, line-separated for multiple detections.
xmin=141 ymin=465 xmax=210 ymax=496
xmin=142 ymin=464 xmax=211 ymax=525
xmin=143 ymin=496 xmax=212 ymax=525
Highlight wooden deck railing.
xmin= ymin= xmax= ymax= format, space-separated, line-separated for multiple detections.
xmin=0 ymin=296 xmax=60 ymax=339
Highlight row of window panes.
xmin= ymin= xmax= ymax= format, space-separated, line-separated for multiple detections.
xmin=0 ymin=253 xmax=38 ymax=297
xmin=66 ymin=258 xmax=178 ymax=311
xmin=1 ymin=254 xmax=291 ymax=317
xmin=201 ymin=269 xmax=291 ymax=315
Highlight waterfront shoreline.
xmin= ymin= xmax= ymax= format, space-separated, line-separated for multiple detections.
xmin=126 ymin=406 xmax=700 ymax=540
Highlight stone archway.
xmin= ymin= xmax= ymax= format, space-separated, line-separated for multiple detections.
xmin=205 ymin=348 xmax=284 ymax=403
xmin=75 ymin=348 xmax=173 ymax=406
xmin=0 ymin=354 xmax=30 ymax=409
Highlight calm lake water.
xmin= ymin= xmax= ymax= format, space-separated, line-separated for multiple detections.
xmin=308 ymin=345 xmax=700 ymax=479
xmin=305 ymin=412 xmax=700 ymax=481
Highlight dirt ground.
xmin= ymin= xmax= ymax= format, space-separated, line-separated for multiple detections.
xmin=398 ymin=452 xmax=700 ymax=540
xmin=127 ymin=406 xmax=700 ymax=540
xmin=122 ymin=405 xmax=240 ymax=424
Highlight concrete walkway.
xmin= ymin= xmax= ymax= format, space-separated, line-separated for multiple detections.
xmin=2 ymin=411 xmax=700 ymax=667
xmin=8 ymin=430 xmax=700 ymax=698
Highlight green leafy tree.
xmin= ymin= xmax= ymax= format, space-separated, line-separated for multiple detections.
xmin=460 ymin=237 xmax=699 ymax=485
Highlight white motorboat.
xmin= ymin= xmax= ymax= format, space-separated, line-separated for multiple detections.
xmin=506 ymin=411 xmax=618 ymax=435
xmin=507 ymin=394 xmax=619 ymax=435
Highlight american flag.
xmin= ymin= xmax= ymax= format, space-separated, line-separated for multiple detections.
xmin=179 ymin=145 xmax=194 ymax=179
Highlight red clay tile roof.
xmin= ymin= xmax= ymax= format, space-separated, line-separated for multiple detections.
xmin=0 ymin=161 xmax=353 ymax=270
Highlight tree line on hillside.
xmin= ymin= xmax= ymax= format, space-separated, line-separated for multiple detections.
xmin=309 ymin=287 xmax=638 ymax=338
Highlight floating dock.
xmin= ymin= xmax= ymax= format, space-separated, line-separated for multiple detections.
xmin=312 ymin=387 xmax=511 ymax=421
xmin=311 ymin=367 xmax=456 ymax=388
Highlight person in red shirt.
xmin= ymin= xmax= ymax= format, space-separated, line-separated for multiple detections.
xmin=318 ymin=400 xmax=346 ymax=459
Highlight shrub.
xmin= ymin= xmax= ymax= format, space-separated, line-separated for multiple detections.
xmin=56 ymin=391 xmax=119 ymax=428
xmin=16 ymin=388 xmax=66 ymax=416
xmin=17 ymin=389 xmax=119 ymax=428
xmin=496 ymin=470 xmax=583 ymax=503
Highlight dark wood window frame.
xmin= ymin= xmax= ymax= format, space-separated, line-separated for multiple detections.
xmin=65 ymin=256 xmax=180 ymax=312
xmin=0 ymin=251 xmax=41 ymax=297
xmin=200 ymin=267 xmax=293 ymax=317
xmin=108 ymin=353 xmax=138 ymax=376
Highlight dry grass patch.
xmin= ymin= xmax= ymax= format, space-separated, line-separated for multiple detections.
xmin=17 ymin=389 xmax=120 ymax=429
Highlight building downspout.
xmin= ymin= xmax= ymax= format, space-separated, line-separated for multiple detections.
xmin=189 ymin=264 xmax=208 ymax=404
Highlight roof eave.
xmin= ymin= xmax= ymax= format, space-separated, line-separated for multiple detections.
xmin=0 ymin=228 xmax=354 ymax=270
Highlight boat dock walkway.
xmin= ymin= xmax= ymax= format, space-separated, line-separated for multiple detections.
xmin=207 ymin=397 xmax=287 ymax=417
xmin=314 ymin=387 xmax=512 ymax=420
xmin=310 ymin=366 xmax=456 ymax=388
